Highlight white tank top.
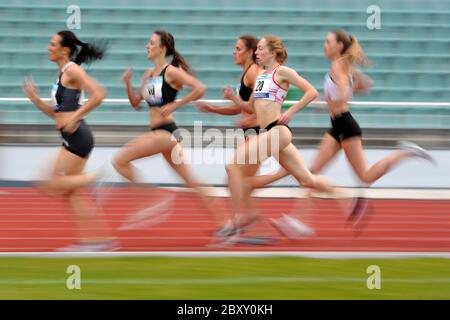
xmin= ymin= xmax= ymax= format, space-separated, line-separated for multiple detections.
xmin=253 ymin=65 xmax=287 ymax=104
xmin=324 ymin=72 xmax=353 ymax=101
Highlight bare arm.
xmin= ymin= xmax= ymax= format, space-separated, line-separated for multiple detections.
xmin=196 ymin=101 xmax=242 ymax=115
xmin=351 ymin=69 xmax=373 ymax=94
xmin=276 ymin=66 xmax=318 ymax=125
xmin=160 ymin=66 xmax=206 ymax=117
xmin=67 ymin=65 xmax=106 ymax=121
xmin=123 ymin=68 xmax=146 ymax=109
xmin=22 ymin=76 xmax=55 ymax=118
xmin=223 ymin=87 xmax=255 ymax=113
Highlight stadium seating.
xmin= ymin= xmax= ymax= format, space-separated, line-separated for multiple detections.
xmin=1 ymin=0 xmax=450 ymax=128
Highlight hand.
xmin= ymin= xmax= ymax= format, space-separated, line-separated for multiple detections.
xmin=223 ymin=86 xmax=235 ymax=100
xmin=352 ymin=71 xmax=373 ymax=94
xmin=122 ymin=68 xmax=133 ymax=84
xmin=22 ymin=76 xmax=39 ymax=100
xmin=61 ymin=115 xmax=81 ymax=134
xmin=195 ymin=101 xmax=211 ymax=113
xmin=277 ymin=110 xmax=294 ymax=125
xmin=160 ymin=102 xmax=178 ymax=117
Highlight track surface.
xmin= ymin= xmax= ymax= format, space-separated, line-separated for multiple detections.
xmin=0 ymin=187 xmax=449 ymax=252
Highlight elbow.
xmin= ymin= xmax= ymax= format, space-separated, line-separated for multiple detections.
xmin=310 ymin=88 xmax=319 ymax=101
xmin=99 ymin=86 xmax=107 ymax=100
xmin=195 ymin=84 xmax=207 ymax=99
xmin=131 ymin=100 xmax=140 ymax=108
xmin=94 ymin=86 xmax=107 ymax=105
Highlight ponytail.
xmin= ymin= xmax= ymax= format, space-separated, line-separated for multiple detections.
xmin=57 ymin=30 xmax=107 ymax=65
xmin=333 ymin=30 xmax=369 ymax=66
xmin=171 ymin=49 xmax=192 ymax=74
xmin=154 ymin=30 xmax=192 ymax=74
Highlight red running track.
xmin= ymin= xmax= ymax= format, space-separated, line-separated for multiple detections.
xmin=0 ymin=187 xmax=449 ymax=252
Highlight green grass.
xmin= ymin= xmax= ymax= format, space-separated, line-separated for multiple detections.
xmin=0 ymin=257 xmax=448 ymax=299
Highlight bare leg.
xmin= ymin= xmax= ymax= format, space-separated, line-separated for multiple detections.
xmin=113 ymin=131 xmax=177 ymax=183
xmin=162 ymin=144 xmax=227 ymax=225
xmin=342 ymin=137 xmax=414 ymax=185
xmin=48 ymin=148 xmax=113 ymax=243
xmin=227 ymin=126 xmax=293 ymax=221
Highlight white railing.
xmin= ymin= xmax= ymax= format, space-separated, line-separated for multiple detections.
xmin=1 ymin=98 xmax=450 ymax=107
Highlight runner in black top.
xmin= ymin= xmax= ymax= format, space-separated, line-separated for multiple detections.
xmin=197 ymin=35 xmax=260 ymax=136
xmin=113 ymin=30 xmax=226 ymax=229
xmin=22 ymin=30 xmax=116 ymax=251
xmin=196 ymin=35 xmax=262 ymax=236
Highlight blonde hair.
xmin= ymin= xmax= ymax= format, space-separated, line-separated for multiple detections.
xmin=263 ymin=35 xmax=288 ymax=64
xmin=333 ymin=30 xmax=369 ymax=66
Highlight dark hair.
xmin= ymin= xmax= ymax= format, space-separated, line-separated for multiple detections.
xmin=332 ymin=29 xmax=369 ymax=66
xmin=154 ymin=30 xmax=192 ymax=74
xmin=239 ymin=35 xmax=258 ymax=63
xmin=57 ymin=30 xmax=107 ymax=65
xmin=263 ymin=35 xmax=288 ymax=64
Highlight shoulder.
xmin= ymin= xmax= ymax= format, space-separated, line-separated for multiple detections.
xmin=248 ymin=63 xmax=261 ymax=75
xmin=244 ymin=64 xmax=261 ymax=84
xmin=64 ymin=63 xmax=85 ymax=78
xmin=276 ymin=65 xmax=295 ymax=75
xmin=143 ymin=69 xmax=153 ymax=79
xmin=331 ymin=58 xmax=350 ymax=76
xmin=276 ymin=65 xmax=298 ymax=80
xmin=165 ymin=64 xmax=181 ymax=76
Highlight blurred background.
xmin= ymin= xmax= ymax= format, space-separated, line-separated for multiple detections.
xmin=1 ymin=0 xmax=450 ymax=147
xmin=1 ymin=0 xmax=450 ymax=186
xmin=0 ymin=0 xmax=449 ymax=300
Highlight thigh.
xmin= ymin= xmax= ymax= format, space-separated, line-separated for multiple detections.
xmin=310 ymin=133 xmax=341 ymax=173
xmin=232 ymin=126 xmax=292 ymax=166
xmin=52 ymin=147 xmax=87 ymax=177
xmin=341 ymin=136 xmax=367 ymax=178
xmin=115 ymin=131 xmax=177 ymax=163
xmin=278 ymin=143 xmax=315 ymax=185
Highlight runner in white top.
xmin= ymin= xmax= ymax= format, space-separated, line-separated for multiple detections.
xmin=223 ymin=35 xmax=340 ymax=235
xmin=238 ymin=30 xmax=435 ymax=235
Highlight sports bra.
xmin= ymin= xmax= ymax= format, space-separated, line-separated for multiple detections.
xmin=142 ymin=65 xmax=178 ymax=107
xmin=253 ymin=65 xmax=287 ymax=103
xmin=324 ymin=72 xmax=353 ymax=102
xmin=253 ymin=65 xmax=288 ymax=104
xmin=51 ymin=61 xmax=84 ymax=112
xmin=236 ymin=64 xmax=255 ymax=102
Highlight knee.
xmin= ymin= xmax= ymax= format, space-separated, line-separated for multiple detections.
xmin=357 ymin=173 xmax=373 ymax=185
xmin=301 ymin=178 xmax=316 ymax=189
xmin=112 ymin=156 xmax=127 ymax=170
xmin=297 ymin=173 xmax=316 ymax=189
xmin=242 ymin=177 xmax=255 ymax=195
xmin=225 ymin=163 xmax=239 ymax=176
xmin=360 ymin=177 xmax=373 ymax=185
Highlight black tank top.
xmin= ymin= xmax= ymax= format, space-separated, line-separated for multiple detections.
xmin=142 ymin=65 xmax=179 ymax=107
xmin=51 ymin=62 xmax=83 ymax=112
xmin=238 ymin=64 xmax=255 ymax=102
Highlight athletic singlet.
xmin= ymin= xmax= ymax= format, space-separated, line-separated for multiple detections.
xmin=324 ymin=72 xmax=353 ymax=102
xmin=253 ymin=65 xmax=287 ymax=104
xmin=51 ymin=61 xmax=84 ymax=112
xmin=236 ymin=64 xmax=255 ymax=102
xmin=142 ymin=65 xmax=178 ymax=107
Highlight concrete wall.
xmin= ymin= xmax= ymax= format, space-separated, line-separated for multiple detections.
xmin=0 ymin=145 xmax=447 ymax=188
